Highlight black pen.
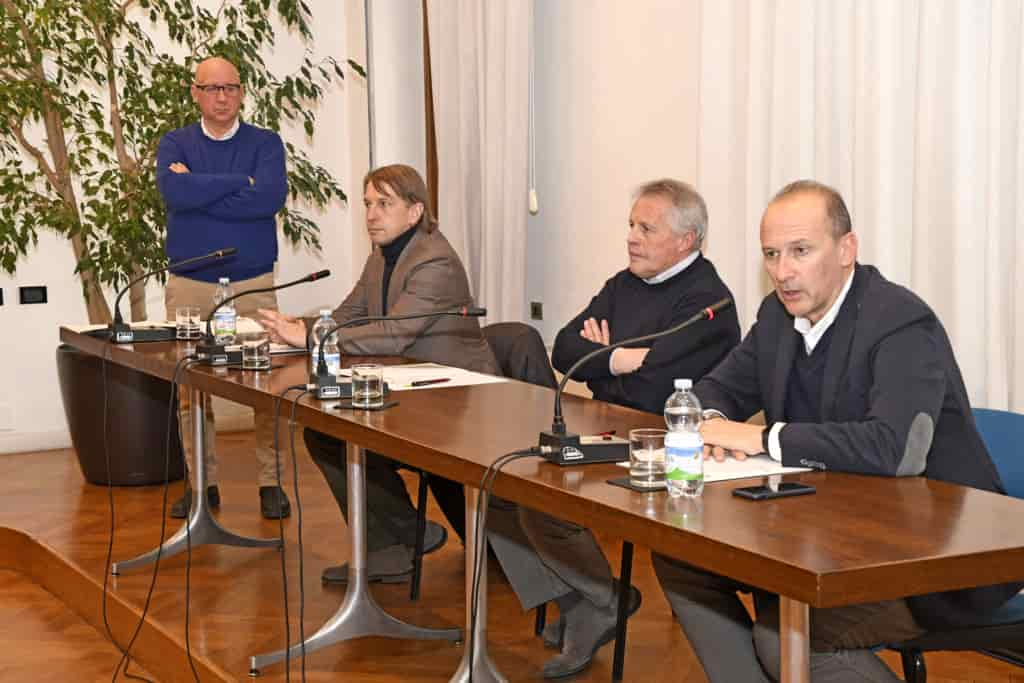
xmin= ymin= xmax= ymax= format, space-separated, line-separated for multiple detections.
xmin=411 ymin=377 xmax=451 ymax=387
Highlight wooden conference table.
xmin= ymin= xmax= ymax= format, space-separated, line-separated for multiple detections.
xmin=60 ymin=327 xmax=1024 ymax=683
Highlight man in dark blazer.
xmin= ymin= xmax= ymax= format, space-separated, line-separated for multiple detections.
xmin=653 ymin=180 xmax=1020 ymax=682
xmin=261 ymin=164 xmax=498 ymax=584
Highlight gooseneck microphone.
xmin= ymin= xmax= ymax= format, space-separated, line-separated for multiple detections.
xmin=538 ymin=297 xmax=733 ymax=465
xmin=196 ymin=269 xmax=331 ymax=365
xmin=310 ymin=305 xmax=487 ymax=399
xmin=107 ymin=248 xmax=238 ymax=343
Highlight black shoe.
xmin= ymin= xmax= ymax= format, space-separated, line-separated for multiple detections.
xmin=259 ymin=486 xmax=291 ymax=519
xmin=321 ymin=521 xmax=448 ymax=584
xmin=169 ymin=485 xmax=220 ymax=519
xmin=541 ymin=586 xmax=642 ymax=679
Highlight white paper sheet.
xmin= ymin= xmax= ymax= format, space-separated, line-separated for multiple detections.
xmin=338 ymin=362 xmax=507 ymax=390
xmin=618 ymin=453 xmax=810 ymax=482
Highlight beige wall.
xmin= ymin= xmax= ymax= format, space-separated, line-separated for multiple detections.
xmin=526 ymin=0 xmax=703 ymax=342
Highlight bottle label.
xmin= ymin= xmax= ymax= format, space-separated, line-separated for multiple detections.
xmin=324 ymin=351 xmax=341 ymax=376
xmin=311 ymin=350 xmax=341 ymax=376
xmin=665 ymin=437 xmax=703 ymax=481
xmin=213 ymin=309 xmax=236 ymax=338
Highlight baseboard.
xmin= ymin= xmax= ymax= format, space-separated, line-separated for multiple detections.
xmin=0 ymin=429 xmax=72 ymax=455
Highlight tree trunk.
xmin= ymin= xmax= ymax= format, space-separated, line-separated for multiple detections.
xmin=129 ymin=273 xmax=149 ymax=322
xmin=69 ymin=233 xmax=112 ymax=324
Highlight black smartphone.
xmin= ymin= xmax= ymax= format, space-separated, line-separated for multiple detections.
xmin=732 ymin=482 xmax=816 ymax=500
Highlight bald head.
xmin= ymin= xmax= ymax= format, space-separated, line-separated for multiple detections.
xmin=191 ymin=57 xmax=243 ymax=136
xmin=195 ymin=57 xmax=240 ymax=83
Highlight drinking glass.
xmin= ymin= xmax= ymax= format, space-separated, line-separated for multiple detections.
xmin=239 ymin=331 xmax=271 ymax=370
xmin=351 ymin=363 xmax=384 ymax=408
xmin=175 ymin=305 xmax=201 ymax=340
xmin=629 ymin=428 xmax=667 ymax=489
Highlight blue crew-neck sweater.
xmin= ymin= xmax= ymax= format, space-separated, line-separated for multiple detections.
xmin=156 ymin=121 xmax=287 ymax=283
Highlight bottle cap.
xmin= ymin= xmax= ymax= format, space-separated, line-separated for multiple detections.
xmin=675 ymin=378 xmax=692 ymax=389
xmin=218 ymin=277 xmax=230 ymax=285
xmin=320 ymin=309 xmax=332 ymax=317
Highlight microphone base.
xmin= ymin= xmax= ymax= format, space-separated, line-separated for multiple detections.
xmin=103 ymin=324 xmax=177 ymax=344
xmin=311 ymin=373 xmax=391 ymax=401
xmin=109 ymin=323 xmax=134 ymax=344
xmin=312 ymin=373 xmax=348 ymax=400
xmin=539 ymin=431 xmax=630 ymax=466
xmin=196 ymin=340 xmax=241 ymax=366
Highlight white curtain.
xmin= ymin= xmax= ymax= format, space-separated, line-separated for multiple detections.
xmin=697 ymin=0 xmax=1024 ymax=411
xmin=425 ymin=0 xmax=532 ymax=322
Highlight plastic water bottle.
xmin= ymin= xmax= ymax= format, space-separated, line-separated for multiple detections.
xmin=310 ymin=310 xmax=341 ymax=376
xmin=212 ymin=277 xmax=236 ymax=344
xmin=664 ymin=378 xmax=704 ymax=498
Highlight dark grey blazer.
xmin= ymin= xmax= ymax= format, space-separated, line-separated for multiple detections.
xmin=323 ymin=228 xmax=498 ymax=375
xmin=696 ymin=263 xmax=1021 ymax=629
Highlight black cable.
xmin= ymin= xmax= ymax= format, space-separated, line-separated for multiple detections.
xmin=466 ymin=447 xmax=548 ymax=683
xmin=98 ymin=343 xmax=156 ymax=683
xmin=271 ymin=384 xmax=307 ymax=683
xmin=288 ymin=389 xmax=311 ymax=681
xmin=177 ymin=361 xmax=203 ymax=683
xmin=103 ymin=353 xmax=196 ymax=682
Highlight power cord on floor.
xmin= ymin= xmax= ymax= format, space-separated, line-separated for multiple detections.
xmin=287 ymin=388 xmax=311 ymax=681
xmin=271 ymin=385 xmax=309 ymax=683
xmin=467 ymin=446 xmax=550 ymax=683
xmin=177 ymin=363 xmax=203 ymax=683
xmin=101 ymin=351 xmax=197 ymax=682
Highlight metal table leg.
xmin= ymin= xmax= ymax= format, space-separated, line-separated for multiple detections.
xmin=449 ymin=487 xmax=507 ymax=683
xmin=249 ymin=443 xmax=461 ymax=675
xmin=113 ymin=387 xmax=280 ymax=575
xmin=779 ymin=596 xmax=810 ymax=683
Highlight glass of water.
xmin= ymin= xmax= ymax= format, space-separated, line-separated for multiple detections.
xmin=175 ymin=306 xmax=201 ymax=340
xmin=351 ymin=363 xmax=384 ymax=408
xmin=239 ymin=331 xmax=271 ymax=370
xmin=629 ymin=428 xmax=667 ymax=489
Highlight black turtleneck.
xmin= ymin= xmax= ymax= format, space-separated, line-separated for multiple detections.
xmin=380 ymin=225 xmax=417 ymax=314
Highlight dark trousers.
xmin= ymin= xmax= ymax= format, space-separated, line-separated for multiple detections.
xmin=652 ymin=553 xmax=925 ymax=682
xmin=303 ymin=428 xmax=466 ymax=552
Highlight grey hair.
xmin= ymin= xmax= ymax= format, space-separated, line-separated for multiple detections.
xmin=771 ymin=179 xmax=852 ymax=238
xmin=633 ymin=179 xmax=708 ymax=245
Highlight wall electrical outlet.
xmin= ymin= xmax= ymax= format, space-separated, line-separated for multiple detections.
xmin=19 ymin=285 xmax=47 ymax=304
xmin=530 ymin=301 xmax=543 ymax=320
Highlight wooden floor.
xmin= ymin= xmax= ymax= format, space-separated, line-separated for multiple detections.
xmin=0 ymin=431 xmax=1020 ymax=682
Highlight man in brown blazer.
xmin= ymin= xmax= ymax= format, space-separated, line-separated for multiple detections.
xmin=260 ymin=164 xmax=498 ymax=583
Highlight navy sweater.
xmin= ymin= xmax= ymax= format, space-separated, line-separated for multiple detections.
xmin=156 ymin=122 xmax=287 ymax=282
xmin=551 ymin=254 xmax=740 ymax=414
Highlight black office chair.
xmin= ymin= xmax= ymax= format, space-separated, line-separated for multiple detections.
xmin=889 ymin=408 xmax=1024 ymax=682
xmin=475 ymin=323 xmax=638 ymax=681
xmin=478 ymin=322 xmax=561 ymax=636
xmin=408 ymin=322 xmax=560 ymax=601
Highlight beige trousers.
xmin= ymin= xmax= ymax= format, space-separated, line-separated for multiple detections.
xmin=165 ymin=271 xmax=285 ymax=488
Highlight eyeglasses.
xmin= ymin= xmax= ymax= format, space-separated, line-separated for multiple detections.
xmin=193 ymin=83 xmax=242 ymax=96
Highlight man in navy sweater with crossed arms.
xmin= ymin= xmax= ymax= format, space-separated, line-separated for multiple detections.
xmin=156 ymin=56 xmax=291 ymax=521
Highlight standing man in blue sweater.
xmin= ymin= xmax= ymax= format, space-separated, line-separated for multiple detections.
xmin=156 ymin=56 xmax=291 ymax=520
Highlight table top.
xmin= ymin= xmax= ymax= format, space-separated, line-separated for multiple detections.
xmin=60 ymin=328 xmax=1024 ymax=609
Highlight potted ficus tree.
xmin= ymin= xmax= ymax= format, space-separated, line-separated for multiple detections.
xmin=0 ymin=0 xmax=360 ymax=483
